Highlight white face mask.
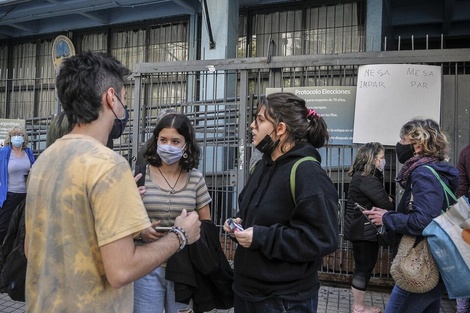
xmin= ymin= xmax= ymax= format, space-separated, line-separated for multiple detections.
xmin=377 ymin=158 xmax=386 ymax=171
xmin=157 ymin=144 xmax=184 ymax=165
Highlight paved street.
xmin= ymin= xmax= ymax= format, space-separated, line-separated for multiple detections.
xmin=0 ymin=285 xmax=458 ymax=313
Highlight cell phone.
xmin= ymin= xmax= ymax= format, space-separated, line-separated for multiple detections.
xmin=227 ymin=218 xmax=244 ymax=232
xmin=154 ymin=226 xmax=172 ymax=233
xmin=354 ymin=203 xmax=383 ymax=234
xmin=354 ymin=202 xmax=367 ymax=212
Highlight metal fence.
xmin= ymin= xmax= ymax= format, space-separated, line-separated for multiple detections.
xmin=130 ymin=49 xmax=470 ymax=286
xmin=1 ymin=48 xmax=469 ymax=286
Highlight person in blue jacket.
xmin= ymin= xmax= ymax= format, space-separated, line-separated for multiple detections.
xmin=224 ymin=92 xmax=339 ymax=313
xmin=364 ymin=118 xmax=459 ymax=313
xmin=0 ymin=126 xmax=35 ymax=243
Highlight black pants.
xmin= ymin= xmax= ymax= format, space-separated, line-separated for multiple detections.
xmin=351 ymin=240 xmax=379 ymax=291
xmin=0 ymin=192 xmax=26 ymax=244
xmin=234 ymin=293 xmax=319 ymax=313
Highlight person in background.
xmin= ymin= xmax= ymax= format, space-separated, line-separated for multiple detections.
xmin=456 ymin=143 xmax=470 ymax=313
xmin=134 ymin=108 xmax=177 ymax=187
xmin=46 ymin=111 xmax=71 ymax=147
xmin=133 ymin=113 xmax=212 ymax=313
xmin=364 ymin=118 xmax=459 ymax=313
xmin=345 ymin=142 xmax=394 ymax=313
xmin=224 ymin=92 xmax=339 ymax=313
xmin=0 ymin=126 xmax=35 ymax=243
xmin=24 ymin=51 xmax=201 ymax=313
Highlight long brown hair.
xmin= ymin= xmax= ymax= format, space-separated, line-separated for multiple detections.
xmin=257 ymin=92 xmax=329 ymax=153
xmin=348 ymin=142 xmax=384 ymax=177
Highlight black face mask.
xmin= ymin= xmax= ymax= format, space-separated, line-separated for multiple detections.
xmin=109 ymin=105 xmax=129 ymax=139
xmin=396 ymin=141 xmax=415 ymax=164
xmin=255 ymin=133 xmax=279 ymax=155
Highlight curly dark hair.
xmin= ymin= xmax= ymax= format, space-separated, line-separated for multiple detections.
xmin=56 ymin=51 xmax=130 ymax=127
xmin=144 ymin=113 xmax=200 ymax=171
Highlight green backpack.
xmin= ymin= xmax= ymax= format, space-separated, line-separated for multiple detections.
xmin=289 ymin=156 xmax=319 ymax=203
xmin=250 ymin=156 xmax=319 ymax=203
xmin=252 ymin=155 xmax=340 ymax=217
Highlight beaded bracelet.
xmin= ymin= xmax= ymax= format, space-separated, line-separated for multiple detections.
xmin=169 ymin=226 xmax=188 ymax=252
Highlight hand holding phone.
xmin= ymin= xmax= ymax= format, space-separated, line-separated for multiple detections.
xmin=154 ymin=226 xmax=172 ymax=233
xmin=227 ymin=218 xmax=244 ymax=232
xmin=355 ymin=203 xmax=383 ymax=233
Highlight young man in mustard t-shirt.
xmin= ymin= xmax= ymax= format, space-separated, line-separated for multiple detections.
xmin=25 ymin=51 xmax=201 ymax=313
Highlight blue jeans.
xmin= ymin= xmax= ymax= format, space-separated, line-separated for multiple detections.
xmin=384 ymin=281 xmax=446 ymax=313
xmin=134 ymin=266 xmax=184 ymax=313
xmin=234 ymin=292 xmax=319 ymax=313
xmin=457 ymin=298 xmax=470 ymax=313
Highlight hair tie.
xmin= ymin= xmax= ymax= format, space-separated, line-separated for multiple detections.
xmin=307 ymin=108 xmax=319 ymax=119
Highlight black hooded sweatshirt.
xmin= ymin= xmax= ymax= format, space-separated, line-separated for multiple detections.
xmin=234 ymin=143 xmax=339 ymax=302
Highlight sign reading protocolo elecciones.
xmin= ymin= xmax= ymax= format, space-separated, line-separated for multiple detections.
xmin=266 ymin=87 xmax=356 ymax=145
xmin=0 ymin=119 xmax=26 ymax=148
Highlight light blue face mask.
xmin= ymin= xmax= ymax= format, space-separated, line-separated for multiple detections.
xmin=377 ymin=158 xmax=386 ymax=171
xmin=157 ymin=144 xmax=184 ymax=165
xmin=11 ymin=135 xmax=24 ymax=148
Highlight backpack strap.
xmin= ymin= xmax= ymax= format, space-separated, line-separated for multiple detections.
xmin=134 ymin=163 xmax=147 ymax=187
xmin=423 ymin=165 xmax=457 ymax=210
xmin=290 ymin=156 xmax=319 ymax=203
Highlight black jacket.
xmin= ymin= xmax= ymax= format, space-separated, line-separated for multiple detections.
xmin=344 ymin=169 xmax=394 ymax=242
xmin=165 ymin=220 xmax=234 ymax=313
xmin=234 ymin=143 xmax=339 ymax=302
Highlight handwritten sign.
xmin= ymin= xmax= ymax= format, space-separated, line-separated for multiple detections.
xmin=353 ymin=64 xmax=441 ymax=146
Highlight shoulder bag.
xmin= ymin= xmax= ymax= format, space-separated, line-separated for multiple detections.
xmin=389 ymin=192 xmax=440 ymax=293
xmin=422 ymin=166 xmax=470 ymax=299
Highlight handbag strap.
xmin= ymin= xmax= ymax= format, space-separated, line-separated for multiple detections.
xmin=423 ymin=165 xmax=457 ymax=209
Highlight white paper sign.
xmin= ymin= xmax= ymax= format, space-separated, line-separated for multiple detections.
xmin=353 ymin=64 xmax=441 ymax=146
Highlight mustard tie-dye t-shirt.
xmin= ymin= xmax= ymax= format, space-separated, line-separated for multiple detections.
xmin=25 ymin=134 xmax=150 ymax=313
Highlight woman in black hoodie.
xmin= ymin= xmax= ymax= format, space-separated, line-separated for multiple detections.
xmin=224 ymin=92 xmax=339 ymax=313
xmin=345 ymin=142 xmax=394 ymax=313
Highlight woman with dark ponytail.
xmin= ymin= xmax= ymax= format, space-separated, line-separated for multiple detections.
xmin=224 ymin=92 xmax=339 ymax=313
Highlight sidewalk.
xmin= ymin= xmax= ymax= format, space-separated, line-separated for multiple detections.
xmin=0 ymin=285 xmax=457 ymax=313
xmin=208 ymin=285 xmax=457 ymax=313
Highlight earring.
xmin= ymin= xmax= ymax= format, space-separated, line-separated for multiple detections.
xmin=183 ymin=152 xmax=188 ymax=159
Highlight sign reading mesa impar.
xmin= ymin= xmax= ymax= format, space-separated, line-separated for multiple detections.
xmin=353 ymin=64 xmax=441 ymax=146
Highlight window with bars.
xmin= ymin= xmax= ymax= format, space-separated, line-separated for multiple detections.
xmin=238 ymin=1 xmax=366 ymax=58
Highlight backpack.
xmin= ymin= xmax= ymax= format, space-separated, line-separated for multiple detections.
xmin=0 ymin=198 xmax=26 ymax=302
xmin=289 ymin=156 xmax=319 ymax=203
xmin=289 ymin=156 xmax=342 ymax=221
xmin=134 ymin=163 xmax=147 ymax=187
xmin=251 ymin=155 xmax=319 ymax=203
